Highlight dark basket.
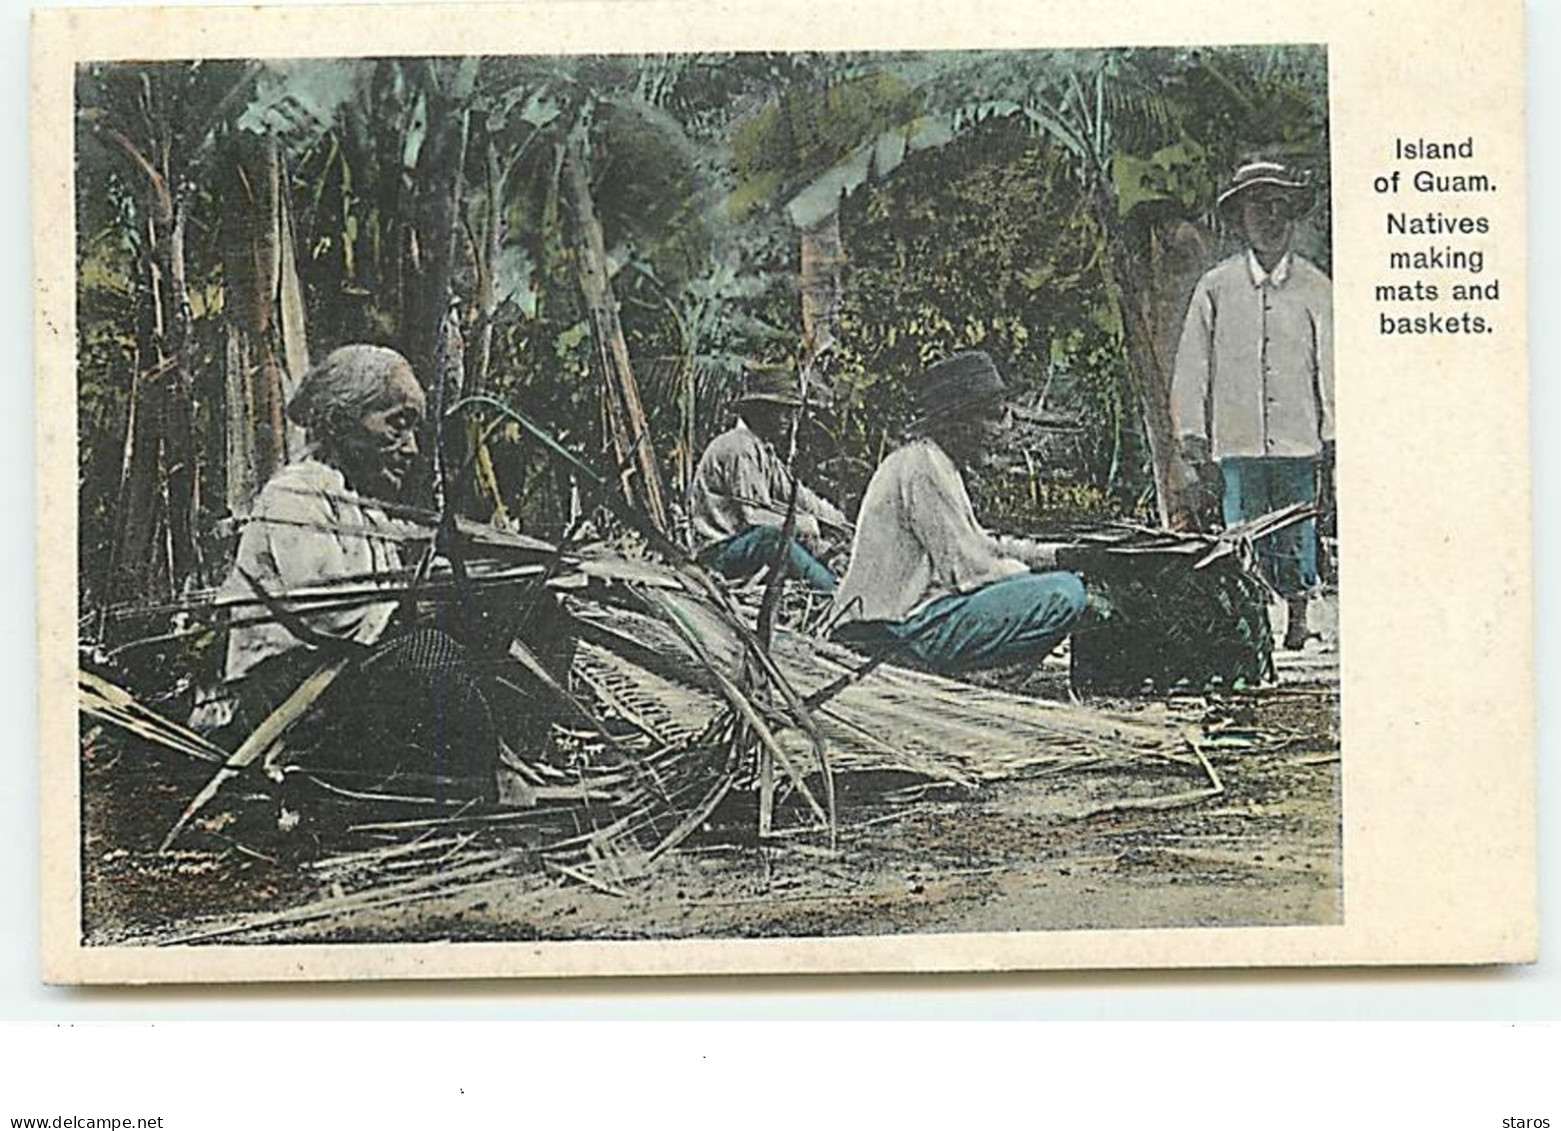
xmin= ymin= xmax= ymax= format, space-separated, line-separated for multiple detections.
xmin=1068 ymin=549 xmax=1275 ymax=695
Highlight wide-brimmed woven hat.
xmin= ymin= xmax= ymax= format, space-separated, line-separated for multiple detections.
xmin=734 ymin=363 xmax=805 ymax=408
xmin=1216 ymin=160 xmax=1315 ymax=214
xmin=917 ymin=350 xmax=1007 ymax=420
xmin=735 ymin=361 xmax=835 ymax=410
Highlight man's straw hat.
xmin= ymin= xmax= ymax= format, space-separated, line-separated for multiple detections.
xmin=1217 ymin=160 xmax=1315 ymax=216
xmin=916 ymin=350 xmax=1007 ymax=420
xmin=735 ymin=362 xmax=826 ymax=409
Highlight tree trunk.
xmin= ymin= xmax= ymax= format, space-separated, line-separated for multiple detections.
xmin=403 ymin=60 xmax=475 ymax=386
xmin=677 ymin=351 xmax=697 ymax=498
xmin=1094 ymin=195 xmax=1201 ymax=530
xmin=432 ymin=300 xmax=468 ymax=512
xmin=799 ymin=211 xmax=844 ymax=355
xmin=366 ymin=61 xmax=409 ymax=339
xmin=460 ymin=134 xmax=514 ymax=527
xmin=470 ymin=130 xmax=503 ymax=399
xmin=106 ymin=83 xmax=202 ymax=602
xmin=220 ymin=131 xmax=308 ymax=514
xmin=114 ymin=212 xmax=199 ymax=601
xmin=110 ymin=250 xmax=163 ymax=603
xmin=563 ymin=129 xmax=670 ymax=532
xmin=275 ymin=160 xmax=310 ymax=444
xmin=1146 ymin=217 xmax=1220 ymax=527
xmin=393 ymin=61 xmax=474 ymax=509
xmin=161 ymin=193 xmax=201 ymax=589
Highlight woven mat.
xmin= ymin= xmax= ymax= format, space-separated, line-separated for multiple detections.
xmin=567 ymin=590 xmax=1200 ymax=788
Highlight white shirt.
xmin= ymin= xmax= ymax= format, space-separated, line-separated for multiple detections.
xmin=689 ymin=419 xmax=847 ymax=548
xmin=831 ymin=439 xmax=1035 ymax=625
xmin=1171 ymin=250 xmax=1334 ymax=461
xmin=221 ymin=458 xmax=411 ymax=682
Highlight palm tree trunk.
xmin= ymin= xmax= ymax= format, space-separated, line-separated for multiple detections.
xmin=220 ymin=132 xmax=304 ymax=513
xmin=1094 ymin=195 xmax=1200 ymax=529
xmin=563 ymin=129 xmax=669 ymax=532
xmin=799 ymin=211 xmax=844 ymax=354
xmin=368 ymin=61 xmax=409 ymax=337
xmin=404 ymin=62 xmax=471 ymax=388
xmin=110 ymin=279 xmax=162 ymax=602
xmin=105 ymin=94 xmax=202 ymax=601
xmin=1146 ymin=217 xmax=1220 ymax=526
xmin=161 ymin=191 xmax=202 ymax=589
xmin=463 ymin=137 xmax=513 ymax=526
xmin=470 ymin=135 xmax=503 ymax=398
xmin=393 ymin=62 xmax=475 ymax=510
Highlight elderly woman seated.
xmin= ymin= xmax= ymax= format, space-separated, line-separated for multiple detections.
xmin=217 ymin=344 xmax=523 ymax=801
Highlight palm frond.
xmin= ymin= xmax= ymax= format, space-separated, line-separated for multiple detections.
xmin=159 ymin=655 xmax=352 ymax=853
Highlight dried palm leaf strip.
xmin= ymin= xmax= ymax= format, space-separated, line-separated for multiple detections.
xmin=640 ymin=586 xmax=828 ymax=828
xmin=158 ymin=655 xmax=352 ymax=853
xmin=79 ymin=670 xmax=227 ymax=766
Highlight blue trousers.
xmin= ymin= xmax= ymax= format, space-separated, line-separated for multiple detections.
xmin=832 ymin=571 xmax=1087 ymax=673
xmin=1221 ymin=457 xmax=1319 ymax=596
xmin=700 ymin=524 xmax=837 ymax=592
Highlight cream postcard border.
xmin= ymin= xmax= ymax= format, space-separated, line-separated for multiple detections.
xmin=33 ymin=0 xmax=1537 ymax=984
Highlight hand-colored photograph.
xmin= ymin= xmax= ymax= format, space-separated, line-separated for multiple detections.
xmin=67 ymin=43 xmax=1344 ymax=951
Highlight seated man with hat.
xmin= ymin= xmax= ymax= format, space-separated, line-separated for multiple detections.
xmin=829 ymin=350 xmax=1087 ymax=673
xmin=1171 ymin=159 xmax=1334 ymax=650
xmin=689 ymin=362 xmax=849 ymax=592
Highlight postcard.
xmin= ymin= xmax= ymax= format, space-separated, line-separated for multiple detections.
xmin=34 ymin=0 xmax=1535 ymax=983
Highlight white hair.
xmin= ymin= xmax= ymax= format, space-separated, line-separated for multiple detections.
xmin=286 ymin=345 xmax=419 ymax=445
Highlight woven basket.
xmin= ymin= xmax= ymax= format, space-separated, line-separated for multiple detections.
xmin=1069 ymin=549 xmax=1275 ymax=694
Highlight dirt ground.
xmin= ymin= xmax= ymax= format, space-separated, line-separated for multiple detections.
xmin=79 ymin=598 xmax=1340 ymax=948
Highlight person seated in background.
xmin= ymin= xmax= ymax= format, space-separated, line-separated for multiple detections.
xmin=689 ymin=362 xmax=849 ymax=592
xmin=217 ymin=343 xmax=502 ymax=799
xmin=829 ymin=350 xmax=1087 ymax=674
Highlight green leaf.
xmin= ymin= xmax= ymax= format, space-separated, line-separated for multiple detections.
xmin=553 ymin=321 xmax=590 ymax=359
xmin=1111 ymin=151 xmax=1168 ymax=215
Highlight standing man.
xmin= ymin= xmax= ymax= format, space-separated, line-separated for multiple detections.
xmin=689 ymin=362 xmax=849 ymax=591
xmin=829 ymin=350 xmax=1086 ymax=673
xmin=1172 ymin=160 xmax=1335 ymax=650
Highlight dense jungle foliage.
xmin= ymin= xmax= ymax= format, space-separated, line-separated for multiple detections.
xmin=75 ymin=47 xmax=1330 ymax=620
